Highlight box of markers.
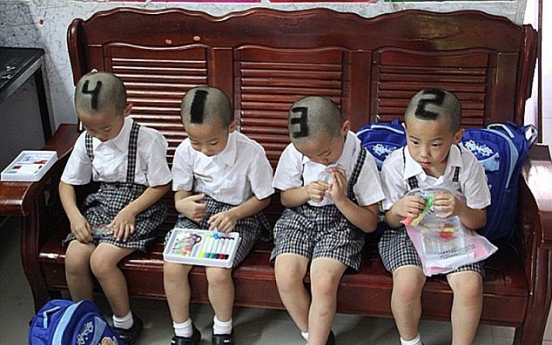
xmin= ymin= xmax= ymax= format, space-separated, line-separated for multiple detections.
xmin=163 ymin=228 xmax=241 ymax=268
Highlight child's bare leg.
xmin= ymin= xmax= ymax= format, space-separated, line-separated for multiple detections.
xmin=90 ymin=243 xmax=135 ymax=317
xmin=308 ymin=258 xmax=347 ymax=345
xmin=206 ymin=266 xmax=234 ymax=322
xmin=275 ymin=253 xmax=310 ymax=332
xmin=391 ymin=265 xmax=426 ymax=341
xmin=65 ymin=241 xmax=96 ymax=301
xmin=447 ymin=271 xmax=483 ymax=345
xmin=164 ymin=262 xmax=193 ymax=323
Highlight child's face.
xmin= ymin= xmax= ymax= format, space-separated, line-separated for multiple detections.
xmin=405 ymin=116 xmax=464 ymax=177
xmin=293 ymin=121 xmax=349 ymax=166
xmin=185 ymin=120 xmax=236 ymax=157
xmin=79 ymin=105 xmax=129 ymax=142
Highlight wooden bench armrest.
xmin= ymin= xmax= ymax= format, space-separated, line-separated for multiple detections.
xmin=521 ymin=144 xmax=552 ymax=249
xmin=0 ymin=124 xmax=80 ymax=216
xmin=514 ymin=143 xmax=552 ymax=343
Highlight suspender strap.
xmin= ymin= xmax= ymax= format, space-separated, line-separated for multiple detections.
xmin=402 ymin=147 xmax=419 ymax=189
xmin=347 ymin=145 xmax=367 ymax=203
xmin=126 ymin=121 xmax=141 ymax=184
xmin=85 ymin=133 xmax=94 ymax=161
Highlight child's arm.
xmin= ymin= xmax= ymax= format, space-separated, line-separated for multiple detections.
xmin=111 ymin=183 xmax=170 ymax=241
xmin=432 ymin=192 xmax=487 ymax=230
xmin=208 ymin=196 xmax=271 ymax=232
xmin=59 ymin=181 xmax=93 ymax=243
xmin=174 ymin=190 xmax=207 ymax=223
xmin=329 ymin=167 xmax=379 ymax=232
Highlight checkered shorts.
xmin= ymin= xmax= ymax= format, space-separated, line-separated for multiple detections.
xmin=63 ymin=182 xmax=167 ymax=252
xmin=165 ymin=195 xmax=270 ymax=266
xmin=378 ymin=226 xmax=485 ymax=277
xmin=270 ymin=204 xmax=365 ymax=271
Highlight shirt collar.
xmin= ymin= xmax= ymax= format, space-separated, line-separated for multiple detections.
xmin=301 ymin=131 xmax=355 ymax=166
xmin=97 ymin=117 xmax=133 ymax=152
xmin=403 ymin=145 xmax=463 ymax=182
xmin=213 ymin=131 xmax=237 ymax=167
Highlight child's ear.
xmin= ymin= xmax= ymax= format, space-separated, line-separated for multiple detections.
xmin=341 ymin=120 xmax=351 ymax=136
xmin=122 ymin=103 xmax=133 ymax=117
xmin=228 ymin=119 xmax=238 ymax=133
xmin=453 ymin=128 xmax=465 ymax=144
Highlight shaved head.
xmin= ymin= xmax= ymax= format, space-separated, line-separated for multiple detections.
xmin=75 ymin=71 xmax=127 ymax=116
xmin=181 ymin=86 xmax=233 ymax=128
xmin=404 ymin=88 xmax=462 ymax=133
xmin=288 ymin=96 xmax=343 ymax=143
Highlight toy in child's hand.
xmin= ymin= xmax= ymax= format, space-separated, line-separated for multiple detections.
xmin=91 ymin=225 xmax=114 ymax=239
xmin=402 ymin=194 xmax=434 ymax=226
xmin=317 ymin=163 xmax=344 ymax=184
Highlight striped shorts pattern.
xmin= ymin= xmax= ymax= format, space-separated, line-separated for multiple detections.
xmin=270 ymin=204 xmax=365 ymax=271
xmin=63 ymin=182 xmax=167 ymax=252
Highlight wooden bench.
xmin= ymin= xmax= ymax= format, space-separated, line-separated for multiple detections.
xmin=2 ymin=7 xmax=552 ymax=345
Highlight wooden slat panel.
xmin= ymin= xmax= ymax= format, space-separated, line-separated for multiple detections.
xmin=234 ymin=47 xmax=349 ymax=166
xmin=371 ymin=49 xmax=499 ymax=127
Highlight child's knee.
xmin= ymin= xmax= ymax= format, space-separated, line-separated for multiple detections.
xmin=393 ymin=267 xmax=425 ymax=300
xmin=164 ymin=261 xmax=192 ymax=280
xmin=449 ymin=272 xmax=483 ymax=300
xmin=206 ymin=267 xmax=232 ymax=287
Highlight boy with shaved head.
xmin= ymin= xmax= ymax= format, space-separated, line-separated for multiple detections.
xmin=164 ymin=86 xmax=274 ymax=345
xmin=60 ymin=71 xmax=172 ymax=344
xmin=379 ymin=89 xmax=491 ymax=345
xmin=271 ymin=96 xmax=384 ymax=345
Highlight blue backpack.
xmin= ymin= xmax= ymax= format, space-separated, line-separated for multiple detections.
xmin=356 ymin=120 xmax=538 ymax=242
xmin=356 ymin=119 xmax=406 ymax=170
xmin=29 ymin=299 xmax=125 ymax=345
xmin=460 ymin=122 xmax=537 ymax=241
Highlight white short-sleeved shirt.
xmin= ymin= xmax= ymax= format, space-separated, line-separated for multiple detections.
xmin=272 ymin=131 xmax=385 ymax=207
xmin=380 ymin=145 xmax=491 ymax=211
xmin=61 ymin=117 xmax=172 ymax=187
xmin=172 ymin=131 xmax=274 ymax=205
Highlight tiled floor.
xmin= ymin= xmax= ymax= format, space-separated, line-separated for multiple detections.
xmin=0 ymin=216 xmax=521 ymax=344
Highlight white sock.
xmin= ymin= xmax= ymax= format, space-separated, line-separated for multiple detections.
xmin=400 ymin=333 xmax=422 ymax=345
xmin=301 ymin=331 xmax=309 ymax=341
xmin=213 ymin=315 xmax=233 ymax=335
xmin=173 ymin=319 xmax=193 ymax=338
xmin=113 ymin=311 xmax=133 ymax=330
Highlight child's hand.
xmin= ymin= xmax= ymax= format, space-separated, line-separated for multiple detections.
xmin=433 ymin=191 xmax=459 ymax=219
xmin=208 ymin=210 xmax=238 ymax=233
xmin=328 ymin=167 xmax=347 ymax=203
xmin=110 ymin=208 xmax=136 ymax=242
xmin=393 ymin=195 xmax=426 ymax=220
xmin=176 ymin=193 xmax=207 ymax=223
xmin=306 ymin=181 xmax=330 ymax=203
xmin=70 ymin=215 xmax=93 ymax=243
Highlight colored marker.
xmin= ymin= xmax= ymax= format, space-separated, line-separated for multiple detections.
xmin=202 ymin=234 xmax=214 ymax=258
xmin=210 ymin=236 xmax=220 ymax=259
xmin=220 ymin=238 xmax=230 ymax=260
xmin=214 ymin=237 xmax=224 ymax=259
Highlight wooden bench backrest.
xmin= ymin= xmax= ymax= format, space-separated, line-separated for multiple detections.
xmin=67 ymin=8 xmax=537 ymax=228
